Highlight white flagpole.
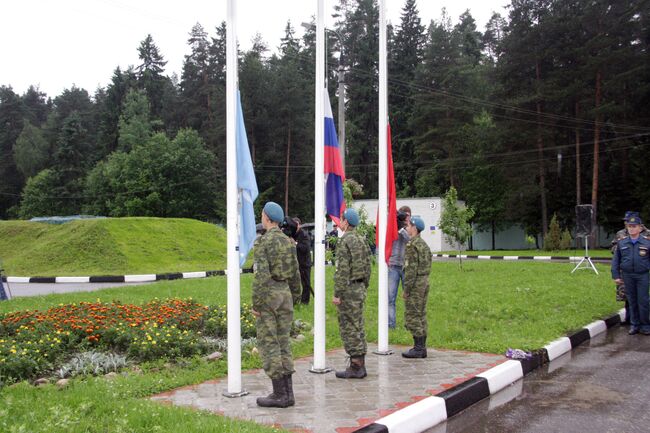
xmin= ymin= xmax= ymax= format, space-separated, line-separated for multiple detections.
xmin=224 ymin=0 xmax=247 ymax=397
xmin=375 ymin=0 xmax=392 ymax=355
xmin=311 ymin=0 xmax=331 ymax=373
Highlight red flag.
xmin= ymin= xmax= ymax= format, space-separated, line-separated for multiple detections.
xmin=376 ymin=123 xmax=399 ymax=263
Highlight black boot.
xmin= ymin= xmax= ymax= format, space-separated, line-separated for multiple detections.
xmin=284 ymin=374 xmax=295 ymax=406
xmin=402 ymin=336 xmax=427 ymax=358
xmin=256 ymin=377 xmax=290 ymax=408
xmin=419 ymin=336 xmax=428 ymax=358
xmin=355 ymin=355 xmax=367 ymax=378
xmin=335 ymin=355 xmax=367 ymax=379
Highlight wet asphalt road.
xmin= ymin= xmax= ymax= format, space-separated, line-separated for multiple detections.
xmin=432 ymin=324 xmax=650 ymax=433
xmin=2 ymin=281 xmax=150 ymax=298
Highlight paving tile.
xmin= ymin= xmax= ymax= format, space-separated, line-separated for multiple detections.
xmin=151 ymin=343 xmax=501 ymax=433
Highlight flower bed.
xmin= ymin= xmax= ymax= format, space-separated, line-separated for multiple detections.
xmin=0 ymin=298 xmax=257 ymax=384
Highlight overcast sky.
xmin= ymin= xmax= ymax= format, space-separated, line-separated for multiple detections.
xmin=0 ymin=0 xmax=508 ymax=97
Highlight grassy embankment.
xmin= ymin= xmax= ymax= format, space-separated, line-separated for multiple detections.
xmin=0 ymin=218 xmax=226 ymax=276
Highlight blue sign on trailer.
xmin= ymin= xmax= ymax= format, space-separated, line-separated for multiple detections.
xmin=0 ymin=276 xmax=8 ymax=301
xmin=0 ymin=262 xmax=9 ymax=300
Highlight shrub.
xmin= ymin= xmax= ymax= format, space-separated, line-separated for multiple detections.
xmin=543 ymin=214 xmax=562 ymax=251
xmin=560 ymin=229 xmax=572 ymax=250
xmin=57 ymin=351 xmax=128 ymax=378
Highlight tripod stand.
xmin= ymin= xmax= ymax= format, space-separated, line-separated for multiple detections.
xmin=571 ymin=236 xmax=599 ymax=275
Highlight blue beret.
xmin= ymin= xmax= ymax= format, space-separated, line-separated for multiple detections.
xmin=411 ymin=215 xmax=425 ymax=232
xmin=263 ymin=201 xmax=284 ymax=223
xmin=343 ymin=208 xmax=360 ymax=226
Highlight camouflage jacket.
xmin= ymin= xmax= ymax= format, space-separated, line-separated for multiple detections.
xmin=334 ymin=229 xmax=372 ymax=298
xmin=403 ymin=235 xmax=432 ymax=296
xmin=253 ymin=226 xmax=301 ymax=308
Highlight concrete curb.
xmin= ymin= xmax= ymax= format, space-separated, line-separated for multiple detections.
xmin=4 ymin=255 xmax=610 ymax=283
xmin=2 ymin=268 xmax=253 ymax=284
xmin=354 ymin=308 xmax=625 ymax=433
xmin=432 ymin=254 xmax=611 ymax=263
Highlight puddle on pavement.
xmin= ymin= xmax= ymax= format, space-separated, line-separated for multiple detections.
xmin=535 ymin=382 xmax=624 ymax=409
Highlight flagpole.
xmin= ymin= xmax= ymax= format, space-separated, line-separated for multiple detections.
xmin=224 ymin=0 xmax=247 ymax=397
xmin=310 ymin=0 xmax=331 ymax=374
xmin=375 ymin=0 xmax=392 ymax=355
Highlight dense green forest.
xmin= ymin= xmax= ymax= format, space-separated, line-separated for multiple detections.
xmin=1 ymin=0 xmax=649 ymax=241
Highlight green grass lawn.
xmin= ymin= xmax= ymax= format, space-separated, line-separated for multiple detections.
xmin=439 ymin=249 xmax=612 ymax=258
xmin=0 ymin=218 xmax=227 ymax=276
xmin=0 ymin=260 xmax=619 ymax=432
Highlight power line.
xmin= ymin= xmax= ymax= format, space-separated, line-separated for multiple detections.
xmin=279 ymin=50 xmax=650 ymax=135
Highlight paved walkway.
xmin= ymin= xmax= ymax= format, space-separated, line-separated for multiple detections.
xmin=151 ymin=344 xmax=503 ymax=433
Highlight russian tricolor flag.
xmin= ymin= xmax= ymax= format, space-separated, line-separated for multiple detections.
xmin=324 ymin=90 xmax=346 ymax=225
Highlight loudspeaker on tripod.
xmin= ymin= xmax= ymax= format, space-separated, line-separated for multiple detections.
xmin=575 ymin=205 xmax=593 ymax=237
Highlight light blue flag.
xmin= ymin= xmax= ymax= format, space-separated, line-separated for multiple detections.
xmin=236 ymin=90 xmax=259 ymax=267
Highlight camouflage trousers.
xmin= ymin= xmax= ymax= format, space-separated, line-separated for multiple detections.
xmin=405 ymin=279 xmax=430 ymax=338
xmin=256 ymin=289 xmax=294 ymax=379
xmin=337 ymin=282 xmax=367 ymax=357
xmin=616 ymin=283 xmax=626 ymax=302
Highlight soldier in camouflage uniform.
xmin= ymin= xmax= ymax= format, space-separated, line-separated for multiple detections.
xmin=401 ymin=216 xmax=432 ymax=358
xmin=611 ymin=211 xmax=650 ymax=325
xmin=333 ymin=208 xmax=372 ymax=379
xmin=252 ymin=201 xmax=301 ymax=408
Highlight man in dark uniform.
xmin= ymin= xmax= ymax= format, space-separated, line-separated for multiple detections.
xmin=293 ymin=218 xmax=313 ymax=304
xmin=611 ymin=213 xmax=650 ymax=335
xmin=611 ymin=211 xmax=650 ymax=324
xmin=402 ymin=216 xmax=432 ymax=358
xmin=332 ymin=208 xmax=372 ymax=379
xmin=252 ymin=202 xmax=301 ymax=407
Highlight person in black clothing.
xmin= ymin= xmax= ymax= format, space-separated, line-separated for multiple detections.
xmin=293 ymin=218 xmax=313 ymax=304
xmin=281 ymin=217 xmax=313 ymax=305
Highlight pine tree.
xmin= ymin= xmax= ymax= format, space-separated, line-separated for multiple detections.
xmin=180 ymin=23 xmax=214 ymax=135
xmin=458 ymin=111 xmax=507 ymax=250
xmin=21 ymin=86 xmax=50 ymax=125
xmin=117 ymin=89 xmax=154 ymax=152
xmin=0 ymin=86 xmax=25 ymax=218
xmin=136 ymin=34 xmax=168 ymax=119
xmin=410 ymin=11 xmax=456 ymax=197
xmin=13 ymin=120 xmax=49 ymax=179
xmin=338 ymin=0 xmax=379 ymax=199
xmin=209 ymin=22 xmax=227 ymax=86
xmin=238 ymin=35 xmax=274 ymax=221
xmin=389 ymin=0 xmax=425 ymax=195
xmin=44 ymin=86 xmax=96 ymax=163
xmin=96 ymin=67 xmax=138 ymax=155
xmin=483 ymin=12 xmax=506 ymax=63
xmin=497 ymin=0 xmax=552 ymax=237
xmin=271 ymin=21 xmax=312 ymax=215
xmin=411 ymin=9 xmax=489 ymax=196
